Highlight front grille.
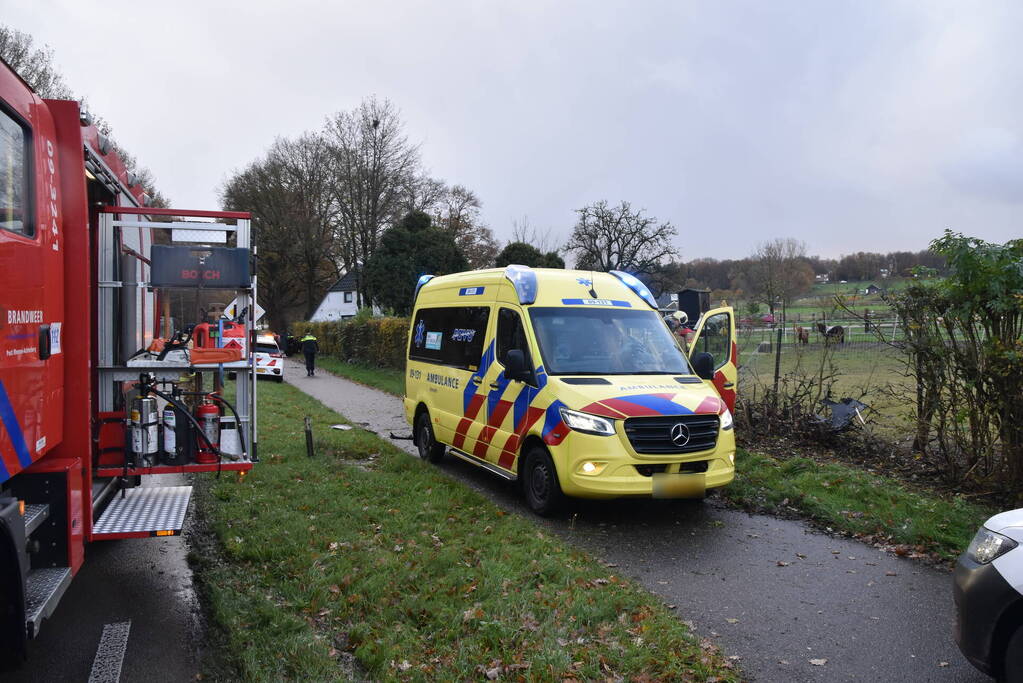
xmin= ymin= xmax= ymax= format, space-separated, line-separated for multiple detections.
xmin=624 ymin=414 xmax=720 ymax=455
xmin=635 ymin=464 xmax=668 ymax=477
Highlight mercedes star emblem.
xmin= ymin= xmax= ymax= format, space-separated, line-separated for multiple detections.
xmin=670 ymin=422 xmax=691 ymax=447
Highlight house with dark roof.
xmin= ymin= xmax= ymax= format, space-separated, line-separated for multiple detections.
xmin=311 ymin=271 xmax=361 ymax=321
xmin=864 ymin=283 xmax=883 ymax=295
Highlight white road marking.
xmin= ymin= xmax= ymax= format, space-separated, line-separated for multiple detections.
xmin=88 ymin=620 xmax=131 ymax=683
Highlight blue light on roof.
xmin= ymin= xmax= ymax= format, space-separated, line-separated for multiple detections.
xmin=413 ymin=274 xmax=435 ymax=303
xmin=609 ymin=270 xmax=658 ymax=309
xmin=503 ymin=265 xmax=538 ymax=305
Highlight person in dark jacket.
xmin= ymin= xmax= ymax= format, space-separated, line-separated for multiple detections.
xmin=300 ymin=333 xmax=319 ymax=376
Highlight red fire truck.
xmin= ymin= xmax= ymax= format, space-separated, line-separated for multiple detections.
xmin=0 ymin=58 xmax=259 ymax=656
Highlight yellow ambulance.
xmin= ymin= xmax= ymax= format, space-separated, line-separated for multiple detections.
xmin=404 ymin=266 xmax=738 ymax=515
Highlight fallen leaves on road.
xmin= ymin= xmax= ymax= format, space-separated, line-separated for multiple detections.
xmin=809 ymin=658 xmax=828 ymax=666
xmin=777 ymin=560 xmax=790 ymax=567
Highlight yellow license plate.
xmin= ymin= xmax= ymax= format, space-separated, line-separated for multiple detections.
xmin=256 ymin=368 xmax=266 ymax=373
xmin=652 ymin=472 xmax=706 ymax=498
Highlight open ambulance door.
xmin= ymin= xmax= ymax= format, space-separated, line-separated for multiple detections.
xmin=687 ymin=307 xmax=737 ymax=414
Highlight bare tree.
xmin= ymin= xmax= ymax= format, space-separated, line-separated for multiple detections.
xmin=732 ymin=238 xmax=814 ymax=317
xmin=565 ymin=200 xmax=678 ymax=273
xmin=511 ymin=215 xmax=562 ymax=255
xmin=397 ymin=173 xmax=447 ymax=215
xmin=221 ymin=133 xmax=339 ymax=329
xmin=324 ymin=97 xmax=420 ymax=304
xmin=434 ymin=185 xmax=498 ymax=268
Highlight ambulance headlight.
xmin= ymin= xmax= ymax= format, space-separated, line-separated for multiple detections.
xmin=967 ymin=527 xmax=1017 ymax=564
xmin=559 ymin=407 xmax=615 ymax=436
xmin=720 ymin=409 xmax=733 ymax=431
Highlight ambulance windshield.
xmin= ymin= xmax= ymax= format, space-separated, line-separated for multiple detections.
xmin=529 ymin=307 xmax=693 ymax=375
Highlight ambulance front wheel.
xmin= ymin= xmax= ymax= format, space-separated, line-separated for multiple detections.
xmin=522 ymin=446 xmax=564 ymax=516
xmin=416 ymin=412 xmax=445 ymax=463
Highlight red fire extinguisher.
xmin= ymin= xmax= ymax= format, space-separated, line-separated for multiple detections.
xmin=195 ymin=399 xmax=221 ymax=464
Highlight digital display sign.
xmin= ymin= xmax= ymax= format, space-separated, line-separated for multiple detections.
xmin=150 ymin=246 xmax=251 ymax=288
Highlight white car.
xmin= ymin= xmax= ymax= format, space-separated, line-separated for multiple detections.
xmin=954 ymin=508 xmax=1023 ymax=680
xmin=253 ymin=335 xmax=285 ymax=382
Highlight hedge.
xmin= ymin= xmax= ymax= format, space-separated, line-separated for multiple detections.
xmin=291 ymin=317 xmax=409 ymax=370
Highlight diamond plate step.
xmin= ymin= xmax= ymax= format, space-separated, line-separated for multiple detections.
xmin=26 ymin=566 xmax=72 ymax=638
xmin=93 ymin=486 xmax=192 ymax=540
xmin=23 ymin=503 xmax=49 ymax=536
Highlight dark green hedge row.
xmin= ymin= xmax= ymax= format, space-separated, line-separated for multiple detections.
xmin=291 ymin=317 xmax=409 ymax=369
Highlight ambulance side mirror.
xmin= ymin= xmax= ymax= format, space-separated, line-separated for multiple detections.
xmin=691 ymin=352 xmax=715 ymax=381
xmin=505 ymin=349 xmax=532 ymax=383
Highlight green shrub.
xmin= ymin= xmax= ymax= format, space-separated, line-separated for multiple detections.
xmin=292 ymin=317 xmax=410 ymax=370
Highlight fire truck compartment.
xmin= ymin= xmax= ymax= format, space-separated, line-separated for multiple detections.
xmin=92 ymin=485 xmax=192 ymax=540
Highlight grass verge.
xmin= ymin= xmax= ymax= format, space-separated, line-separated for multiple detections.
xmin=191 ymin=381 xmax=738 ymax=681
xmin=315 ymin=356 xmax=404 ymax=396
xmin=721 ymin=449 xmax=994 ymax=562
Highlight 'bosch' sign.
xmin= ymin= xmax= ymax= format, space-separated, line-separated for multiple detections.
xmin=150 ymin=246 xmax=251 ymax=288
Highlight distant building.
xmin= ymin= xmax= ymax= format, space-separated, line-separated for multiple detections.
xmin=864 ymin=283 xmax=883 ymax=295
xmin=656 ymin=292 xmax=678 ymax=312
xmin=814 ymin=273 xmax=830 ymax=283
xmin=311 ymin=271 xmax=374 ymax=321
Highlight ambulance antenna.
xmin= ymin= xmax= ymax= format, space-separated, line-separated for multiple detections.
xmin=588 ymin=270 xmax=598 ymax=299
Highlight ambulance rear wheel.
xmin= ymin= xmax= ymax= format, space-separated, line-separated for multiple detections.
xmin=416 ymin=412 xmax=445 ymax=463
xmin=522 ymin=447 xmax=564 ymax=516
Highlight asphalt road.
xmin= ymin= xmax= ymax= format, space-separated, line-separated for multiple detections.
xmin=289 ymin=358 xmax=990 ymax=683
xmin=2 ymin=475 xmax=202 ymax=683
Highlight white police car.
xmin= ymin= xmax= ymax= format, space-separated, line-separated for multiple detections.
xmin=954 ymin=508 xmax=1023 ymax=680
xmin=254 ymin=334 xmax=285 ymax=382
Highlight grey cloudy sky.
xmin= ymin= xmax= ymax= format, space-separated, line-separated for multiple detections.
xmin=5 ymin=0 xmax=1021 ymax=259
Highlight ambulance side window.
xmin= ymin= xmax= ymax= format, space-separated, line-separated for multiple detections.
xmin=409 ymin=306 xmax=489 ymax=369
xmin=0 ymin=104 xmax=32 ymax=237
xmin=497 ymin=308 xmax=532 ymax=369
xmin=695 ymin=312 xmax=730 ymax=370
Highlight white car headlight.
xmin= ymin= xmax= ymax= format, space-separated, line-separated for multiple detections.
xmin=967 ymin=527 xmax=1018 ymax=564
xmin=720 ymin=408 xmax=733 ymax=431
xmin=559 ymin=407 xmax=615 ymax=436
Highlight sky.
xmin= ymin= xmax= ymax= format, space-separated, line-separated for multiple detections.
xmin=4 ymin=0 xmax=1021 ymax=260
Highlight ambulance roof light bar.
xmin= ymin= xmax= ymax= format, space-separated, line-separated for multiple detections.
xmin=504 ymin=265 xmax=537 ymax=305
xmin=414 ymin=274 xmax=435 ymax=303
xmin=609 ymin=270 xmax=658 ymax=309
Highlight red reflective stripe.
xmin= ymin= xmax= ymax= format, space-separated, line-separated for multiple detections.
xmin=497 ymin=406 xmax=546 ymax=469
xmin=600 ymin=397 xmax=659 ymax=417
xmin=452 ymin=418 xmax=472 ymax=450
xmin=580 ymin=401 xmax=627 ymax=419
xmin=453 ymin=394 xmax=486 ymax=449
xmin=473 ymin=426 xmax=496 ymax=458
xmin=694 ymin=396 xmax=722 ymax=414
xmin=543 ymin=420 xmax=568 ymax=446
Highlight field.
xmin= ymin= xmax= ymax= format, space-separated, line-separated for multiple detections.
xmin=735 ymin=331 xmax=915 ymax=438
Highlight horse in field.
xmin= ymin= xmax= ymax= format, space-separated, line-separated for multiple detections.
xmin=794 ymin=326 xmax=809 ymax=345
xmin=816 ymin=322 xmax=845 ymax=344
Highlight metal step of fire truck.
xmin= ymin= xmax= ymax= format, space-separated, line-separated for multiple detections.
xmin=23 ymin=503 xmax=49 ymax=536
xmin=20 ymin=502 xmax=70 ymax=639
xmin=25 ymin=567 xmax=72 ymax=638
xmin=92 ymin=485 xmax=192 ymax=540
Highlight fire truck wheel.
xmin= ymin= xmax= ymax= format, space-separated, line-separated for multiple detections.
xmin=416 ymin=412 xmax=445 ymax=463
xmin=522 ymin=446 xmax=564 ymax=516
xmin=274 ymin=376 xmax=284 ymax=383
